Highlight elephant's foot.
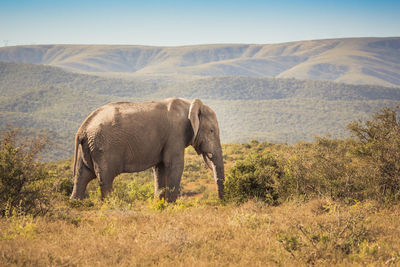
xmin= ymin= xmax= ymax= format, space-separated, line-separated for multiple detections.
xmin=155 ymin=186 xmax=179 ymax=202
xmin=100 ymin=184 xmax=113 ymax=200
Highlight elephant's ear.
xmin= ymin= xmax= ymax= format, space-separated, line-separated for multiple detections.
xmin=188 ymin=98 xmax=203 ymax=145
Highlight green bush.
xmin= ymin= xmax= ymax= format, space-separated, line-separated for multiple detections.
xmin=225 ymin=152 xmax=282 ymax=204
xmin=92 ymin=176 xmax=155 ymax=210
xmin=225 ymin=106 xmax=400 ymax=205
xmin=0 ymin=127 xmax=51 ymax=216
xmin=48 ymin=160 xmax=74 ymax=197
xmin=282 ymin=138 xmax=360 ymax=201
xmin=347 ymin=106 xmax=400 ymax=202
xmin=56 ymin=176 xmax=74 ymax=196
xmin=127 ymin=180 xmax=154 ymax=202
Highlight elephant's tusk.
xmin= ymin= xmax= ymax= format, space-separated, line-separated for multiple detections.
xmin=202 ymin=153 xmax=213 ymax=170
xmin=207 ymin=153 xmax=213 ymax=159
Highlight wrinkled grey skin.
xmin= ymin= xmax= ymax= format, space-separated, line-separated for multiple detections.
xmin=70 ymin=98 xmax=224 ymax=202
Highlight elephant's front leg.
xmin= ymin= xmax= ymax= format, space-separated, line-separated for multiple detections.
xmin=153 ymin=155 xmax=184 ymax=202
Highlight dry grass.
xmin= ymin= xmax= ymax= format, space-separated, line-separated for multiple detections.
xmin=1 ymin=198 xmax=400 ymax=266
xmin=2 ymin=132 xmax=400 ymax=266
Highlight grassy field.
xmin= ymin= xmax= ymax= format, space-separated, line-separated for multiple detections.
xmin=1 ymin=144 xmax=400 ymax=266
xmin=2 ymin=198 xmax=400 ymax=266
xmin=1 ymin=107 xmax=400 ymax=266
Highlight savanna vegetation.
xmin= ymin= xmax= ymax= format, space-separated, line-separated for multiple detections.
xmin=1 ymin=107 xmax=400 ymax=266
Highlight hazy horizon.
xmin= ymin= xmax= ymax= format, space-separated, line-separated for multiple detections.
xmin=2 ymin=36 xmax=400 ymax=48
xmin=1 ymin=0 xmax=400 ymax=47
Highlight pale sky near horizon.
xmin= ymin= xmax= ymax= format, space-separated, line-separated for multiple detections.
xmin=1 ymin=0 xmax=399 ymax=47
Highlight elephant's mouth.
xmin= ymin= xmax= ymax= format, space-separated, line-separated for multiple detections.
xmin=202 ymin=152 xmax=214 ymax=170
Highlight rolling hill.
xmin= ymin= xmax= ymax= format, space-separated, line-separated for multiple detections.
xmin=1 ymin=61 xmax=400 ymax=160
xmin=0 ymin=37 xmax=400 ymax=87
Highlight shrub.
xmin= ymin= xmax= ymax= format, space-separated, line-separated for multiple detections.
xmin=225 ymin=107 xmax=400 ymax=204
xmin=56 ymin=176 xmax=74 ymax=196
xmin=0 ymin=127 xmax=51 ymax=216
xmin=49 ymin=160 xmax=74 ymax=197
xmin=128 ymin=180 xmax=154 ymax=202
xmin=280 ymin=106 xmax=400 ymax=203
xmin=282 ymin=138 xmax=360 ymax=201
xmin=224 ymin=152 xmax=281 ymax=204
xmin=1 ymin=210 xmax=38 ymax=240
xmin=88 ymin=177 xmax=155 ymax=210
xmin=148 ymin=197 xmax=168 ymax=211
xmin=347 ymin=106 xmax=400 ymax=202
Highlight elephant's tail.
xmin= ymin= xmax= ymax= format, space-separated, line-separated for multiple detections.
xmin=73 ymin=133 xmax=82 ymax=177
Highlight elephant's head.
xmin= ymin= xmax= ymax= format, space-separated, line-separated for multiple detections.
xmin=189 ymin=99 xmax=224 ymax=199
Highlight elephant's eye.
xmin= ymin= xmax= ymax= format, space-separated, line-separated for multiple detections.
xmin=210 ymin=129 xmax=214 ymax=133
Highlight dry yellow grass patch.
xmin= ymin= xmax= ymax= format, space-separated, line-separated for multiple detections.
xmin=1 ymin=199 xmax=400 ymax=266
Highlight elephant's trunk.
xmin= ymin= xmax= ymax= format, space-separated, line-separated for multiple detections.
xmin=204 ymin=146 xmax=225 ymax=199
xmin=214 ymin=161 xmax=225 ymax=199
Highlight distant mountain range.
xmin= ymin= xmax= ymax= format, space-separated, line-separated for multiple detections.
xmin=0 ymin=37 xmax=400 ymax=87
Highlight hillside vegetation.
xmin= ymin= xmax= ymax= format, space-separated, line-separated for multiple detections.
xmin=1 ymin=107 xmax=400 ymax=266
xmin=0 ymin=37 xmax=400 ymax=86
xmin=1 ymin=61 xmax=400 ymax=159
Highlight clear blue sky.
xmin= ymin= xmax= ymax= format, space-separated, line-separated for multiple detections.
xmin=1 ymin=0 xmax=399 ymax=46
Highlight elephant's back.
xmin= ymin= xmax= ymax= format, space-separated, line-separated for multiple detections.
xmin=81 ymin=99 xmax=190 ymax=128
xmin=80 ymin=101 xmax=166 ymax=131
xmin=78 ymin=101 xmax=171 ymax=149
xmin=77 ymin=98 xmax=190 ymax=142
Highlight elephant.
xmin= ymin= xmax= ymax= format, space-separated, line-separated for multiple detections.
xmin=70 ymin=98 xmax=224 ymax=202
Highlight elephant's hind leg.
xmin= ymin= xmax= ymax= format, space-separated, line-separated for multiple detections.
xmin=97 ymin=174 xmax=116 ymax=200
xmin=71 ymin=159 xmax=96 ymax=199
xmin=93 ymin=166 xmax=117 ymax=200
xmin=100 ymin=183 xmax=113 ymax=200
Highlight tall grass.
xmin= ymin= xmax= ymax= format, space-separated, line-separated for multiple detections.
xmin=1 ymin=199 xmax=399 ymax=265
